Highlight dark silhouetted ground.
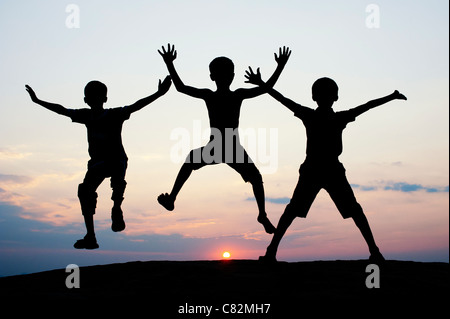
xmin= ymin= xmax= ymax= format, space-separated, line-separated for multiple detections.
xmin=0 ymin=259 xmax=447 ymax=317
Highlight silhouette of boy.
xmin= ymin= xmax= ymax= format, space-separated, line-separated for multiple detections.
xmin=25 ymin=76 xmax=171 ymax=249
xmin=157 ymin=44 xmax=291 ymax=233
xmin=246 ymin=71 xmax=406 ymax=262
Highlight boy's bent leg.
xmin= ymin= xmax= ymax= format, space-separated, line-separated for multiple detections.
xmin=158 ymin=163 xmax=193 ymax=211
xmin=110 ymin=163 xmax=127 ymax=232
xmin=74 ymin=183 xmax=98 ymax=249
xmin=229 ymin=161 xmax=275 ymax=234
xmin=76 ymin=167 xmax=104 ymax=249
xmin=254 ymin=182 xmax=276 ymax=234
xmin=158 ymin=148 xmax=206 ymax=211
xmin=78 ymin=183 xmax=99 ymax=238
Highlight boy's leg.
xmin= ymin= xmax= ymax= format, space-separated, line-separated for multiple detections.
xmin=352 ymin=211 xmax=384 ymax=262
xmin=158 ymin=147 xmax=207 ymax=211
xmin=327 ymin=166 xmax=384 ymax=262
xmin=110 ymin=161 xmax=127 ymax=232
xmin=262 ymin=171 xmax=319 ymax=260
xmin=228 ymin=150 xmax=275 ymax=234
xmin=262 ymin=211 xmax=297 ymax=261
xmin=252 ymin=177 xmax=276 ymax=234
xmin=75 ymin=163 xmax=105 ymax=249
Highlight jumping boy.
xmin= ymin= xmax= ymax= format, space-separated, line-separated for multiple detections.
xmin=157 ymin=44 xmax=291 ymax=233
xmin=246 ymin=71 xmax=406 ymax=261
xmin=25 ymin=76 xmax=171 ymax=249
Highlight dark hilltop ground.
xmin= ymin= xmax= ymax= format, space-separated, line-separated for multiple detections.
xmin=0 ymin=259 xmax=448 ymax=317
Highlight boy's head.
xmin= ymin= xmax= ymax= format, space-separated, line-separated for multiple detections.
xmin=312 ymin=77 xmax=339 ymax=108
xmin=209 ymin=57 xmax=235 ymax=87
xmin=84 ymin=80 xmax=107 ymax=109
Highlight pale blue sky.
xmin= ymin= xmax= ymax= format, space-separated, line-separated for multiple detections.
xmin=0 ymin=0 xmax=448 ymax=276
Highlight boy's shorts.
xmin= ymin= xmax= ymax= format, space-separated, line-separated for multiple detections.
xmin=185 ymin=142 xmax=262 ymax=184
xmin=284 ymin=160 xmax=363 ymax=219
xmin=82 ymin=159 xmax=127 ymax=194
xmin=78 ymin=159 xmax=128 ymax=216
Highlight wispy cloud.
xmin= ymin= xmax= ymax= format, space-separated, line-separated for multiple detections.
xmin=384 ymin=183 xmax=449 ymax=193
xmin=246 ymin=182 xmax=448 ymax=205
xmin=352 ymin=182 xmax=449 ymax=193
xmin=247 ymin=197 xmax=290 ymax=204
xmin=0 ymin=174 xmax=33 ymax=184
xmin=350 ymin=184 xmax=378 ymax=191
xmin=0 ymin=148 xmax=31 ymax=160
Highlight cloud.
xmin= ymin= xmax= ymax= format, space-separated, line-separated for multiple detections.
xmin=0 ymin=148 xmax=31 ymax=160
xmin=246 ymin=197 xmax=290 ymax=205
xmin=0 ymin=174 xmax=33 ymax=184
xmin=350 ymin=184 xmax=377 ymax=191
xmin=245 ymin=183 xmax=449 ymax=204
xmin=384 ymin=183 xmax=449 ymax=193
xmin=247 ymin=181 xmax=449 ymax=205
xmin=351 ymin=182 xmax=449 ymax=193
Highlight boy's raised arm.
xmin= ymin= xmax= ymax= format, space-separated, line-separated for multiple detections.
xmin=265 ymin=46 xmax=291 ymax=88
xmin=126 ymin=76 xmax=172 ymax=114
xmin=244 ymin=68 xmax=304 ymax=114
xmin=350 ymin=90 xmax=407 ymax=117
xmin=239 ymin=46 xmax=291 ymax=99
xmin=25 ymin=85 xmax=70 ymax=117
xmin=158 ymin=44 xmax=209 ymax=99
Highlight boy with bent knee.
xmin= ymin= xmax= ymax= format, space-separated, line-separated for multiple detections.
xmin=26 ymin=76 xmax=171 ymax=249
xmin=157 ymin=44 xmax=290 ymax=233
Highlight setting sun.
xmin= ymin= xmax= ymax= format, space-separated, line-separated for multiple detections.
xmin=222 ymin=252 xmax=231 ymax=259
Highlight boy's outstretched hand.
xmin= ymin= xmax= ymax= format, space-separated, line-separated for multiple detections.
xmin=244 ymin=67 xmax=264 ymax=86
xmin=158 ymin=75 xmax=172 ymax=95
xmin=274 ymin=46 xmax=291 ymax=66
xmin=25 ymin=85 xmax=38 ymax=102
xmin=392 ymin=90 xmax=407 ymax=100
xmin=158 ymin=44 xmax=177 ymax=64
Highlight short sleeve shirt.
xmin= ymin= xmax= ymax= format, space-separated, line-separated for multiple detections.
xmin=294 ymin=107 xmax=356 ymax=161
xmin=69 ymin=106 xmax=131 ymax=162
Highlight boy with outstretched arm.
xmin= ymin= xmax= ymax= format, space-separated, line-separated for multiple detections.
xmin=157 ymin=44 xmax=291 ymax=234
xmin=246 ymin=70 xmax=406 ymax=262
xmin=25 ymin=75 xmax=171 ymax=249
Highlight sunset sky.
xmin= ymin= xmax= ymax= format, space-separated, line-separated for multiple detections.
xmin=0 ymin=0 xmax=448 ymax=276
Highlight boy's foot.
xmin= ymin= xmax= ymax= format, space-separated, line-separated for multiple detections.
xmin=74 ymin=235 xmax=99 ymax=249
xmin=257 ymin=214 xmax=276 ymax=234
xmin=369 ymin=249 xmax=385 ymax=264
xmin=111 ymin=206 xmax=126 ymax=232
xmin=158 ymin=193 xmax=175 ymax=211
xmin=258 ymin=255 xmax=278 ymax=264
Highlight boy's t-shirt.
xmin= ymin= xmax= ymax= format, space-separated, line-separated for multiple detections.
xmin=69 ymin=106 xmax=131 ymax=163
xmin=294 ymin=107 xmax=356 ymax=162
